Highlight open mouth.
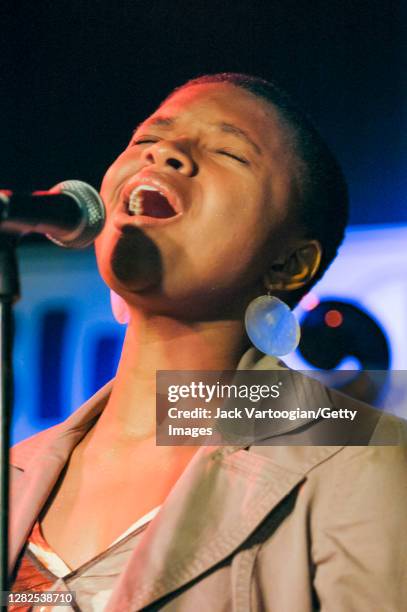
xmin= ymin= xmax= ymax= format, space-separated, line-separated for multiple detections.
xmin=127 ymin=185 xmax=178 ymax=219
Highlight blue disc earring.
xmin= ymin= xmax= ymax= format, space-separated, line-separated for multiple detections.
xmin=244 ymin=294 xmax=300 ymax=357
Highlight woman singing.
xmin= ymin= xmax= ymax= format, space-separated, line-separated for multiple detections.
xmin=10 ymin=74 xmax=407 ymax=611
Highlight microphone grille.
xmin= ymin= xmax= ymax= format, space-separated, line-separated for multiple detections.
xmin=48 ymin=180 xmax=106 ymax=249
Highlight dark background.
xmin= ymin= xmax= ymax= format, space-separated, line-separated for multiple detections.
xmin=1 ymin=0 xmax=405 ymax=228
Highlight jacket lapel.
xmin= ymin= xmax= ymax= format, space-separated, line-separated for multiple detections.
xmin=107 ymin=444 xmax=342 ymax=611
xmin=9 ymin=381 xmax=112 ymax=575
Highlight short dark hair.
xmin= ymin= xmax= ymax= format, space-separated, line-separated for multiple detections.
xmin=169 ymin=73 xmax=349 ymax=305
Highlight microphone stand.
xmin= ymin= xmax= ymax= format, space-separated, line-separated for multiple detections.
xmin=0 ymin=234 xmax=20 ymax=596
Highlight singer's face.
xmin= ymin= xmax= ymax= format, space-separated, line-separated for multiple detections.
xmin=95 ymin=83 xmax=301 ymax=319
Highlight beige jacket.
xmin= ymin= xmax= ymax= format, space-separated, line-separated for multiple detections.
xmin=10 ymin=351 xmax=407 ymax=611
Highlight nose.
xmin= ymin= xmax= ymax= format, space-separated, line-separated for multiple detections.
xmin=141 ymin=139 xmax=197 ymax=177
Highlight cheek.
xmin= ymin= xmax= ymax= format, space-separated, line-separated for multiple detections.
xmin=182 ymin=197 xmax=271 ymax=288
xmin=203 ymin=167 xmax=263 ymax=217
xmin=94 ymin=225 xmax=114 ymax=283
xmin=204 ymin=178 xmax=270 ymax=248
xmin=100 ymin=150 xmax=138 ymax=205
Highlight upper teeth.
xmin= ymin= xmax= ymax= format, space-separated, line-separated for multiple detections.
xmin=128 ymin=185 xmax=160 ymax=215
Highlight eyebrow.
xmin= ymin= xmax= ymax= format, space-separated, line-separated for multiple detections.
xmin=134 ymin=116 xmax=175 ymax=132
xmin=218 ymin=122 xmax=262 ymax=155
xmin=134 ymin=117 xmax=262 ymax=155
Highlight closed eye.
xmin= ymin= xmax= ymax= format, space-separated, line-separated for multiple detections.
xmin=216 ymin=150 xmax=249 ymax=165
xmin=131 ymin=137 xmax=159 ymax=145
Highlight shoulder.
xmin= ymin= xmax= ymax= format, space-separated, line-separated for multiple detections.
xmin=249 ymin=430 xmax=407 ymax=516
xmin=251 ymin=442 xmax=407 ymax=484
xmin=10 ymin=379 xmax=112 ymax=471
xmin=308 ymin=444 xmax=407 ymax=501
xmin=327 ymin=385 xmax=407 ymax=445
xmin=10 ymin=422 xmax=63 ymax=470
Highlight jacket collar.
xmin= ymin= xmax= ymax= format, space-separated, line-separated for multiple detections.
xmin=10 ymin=348 xmax=343 ymax=604
xmin=107 ymin=443 xmax=342 ymax=610
xmin=9 ymin=380 xmax=112 ymax=574
xmin=219 ymin=347 xmax=334 ymax=442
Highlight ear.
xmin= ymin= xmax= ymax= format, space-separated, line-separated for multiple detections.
xmin=110 ymin=290 xmax=130 ymax=324
xmin=264 ymin=240 xmax=322 ymax=291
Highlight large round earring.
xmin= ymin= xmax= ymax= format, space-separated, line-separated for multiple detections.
xmin=244 ymin=294 xmax=300 ymax=356
xmin=110 ymin=290 xmax=130 ymax=325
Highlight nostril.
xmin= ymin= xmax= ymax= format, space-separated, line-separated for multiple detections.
xmin=167 ymin=158 xmax=183 ymax=170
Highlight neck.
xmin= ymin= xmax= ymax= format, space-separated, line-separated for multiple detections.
xmin=92 ymin=308 xmax=246 ymax=443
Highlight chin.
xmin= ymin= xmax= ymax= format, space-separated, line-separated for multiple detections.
xmin=96 ymin=226 xmax=164 ymax=293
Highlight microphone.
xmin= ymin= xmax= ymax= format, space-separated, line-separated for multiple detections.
xmin=0 ymin=180 xmax=105 ymax=248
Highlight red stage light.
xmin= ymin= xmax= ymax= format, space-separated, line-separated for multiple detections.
xmin=325 ymin=309 xmax=343 ymax=328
